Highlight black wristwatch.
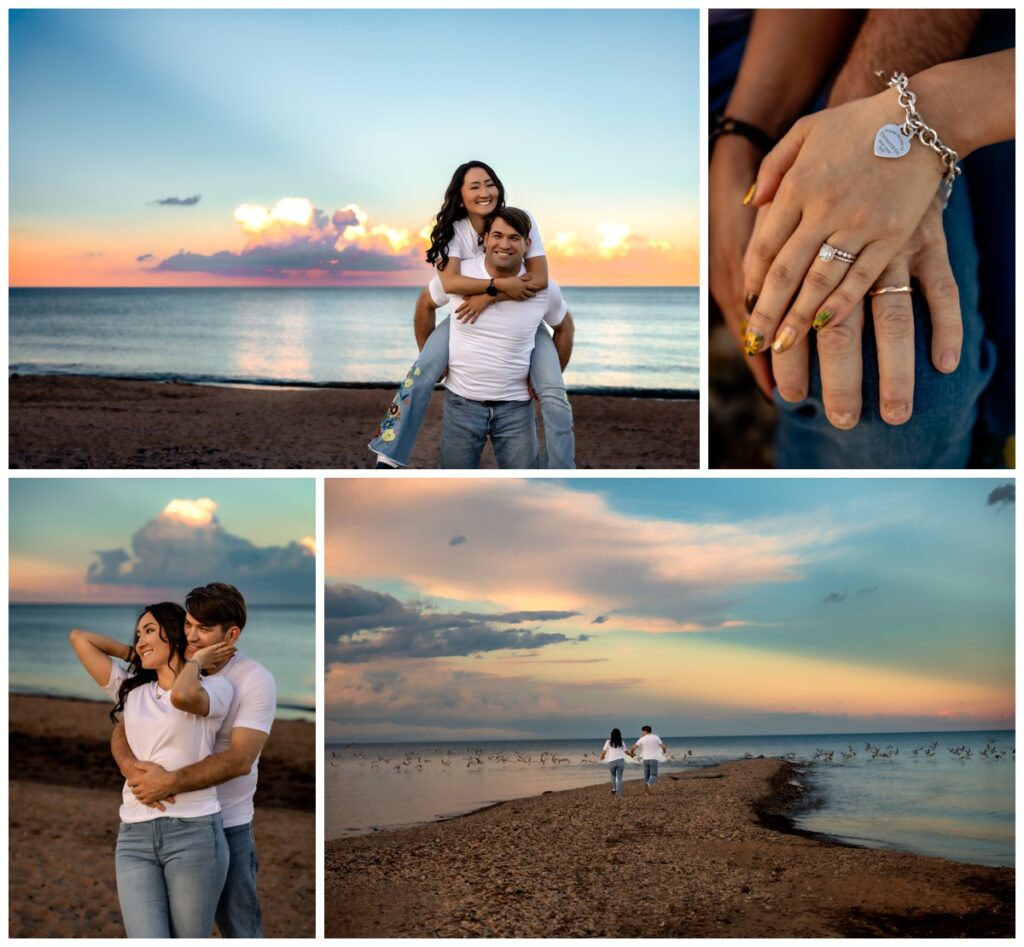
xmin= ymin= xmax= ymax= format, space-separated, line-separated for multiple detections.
xmin=485 ymin=278 xmax=498 ymax=298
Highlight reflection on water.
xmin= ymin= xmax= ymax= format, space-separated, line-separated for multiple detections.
xmin=10 ymin=286 xmax=698 ymax=390
xmin=326 ymin=731 xmax=1014 ymax=868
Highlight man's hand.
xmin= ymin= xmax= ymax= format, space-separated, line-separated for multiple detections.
xmin=128 ymin=761 xmax=179 ymax=808
xmin=772 ymin=196 xmax=960 ymax=428
xmin=494 ymin=276 xmax=536 ymax=301
xmin=455 ymin=294 xmax=493 ymax=323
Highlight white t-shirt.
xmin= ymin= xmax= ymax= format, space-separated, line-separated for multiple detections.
xmin=105 ymin=663 xmax=233 ymax=823
xmin=602 ymin=739 xmax=628 ymax=763
xmin=446 ymin=256 xmax=567 ymax=402
xmin=207 ymin=652 xmax=277 ymax=828
xmin=634 ymin=733 xmax=664 ymax=761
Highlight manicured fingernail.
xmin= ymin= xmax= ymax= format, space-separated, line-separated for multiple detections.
xmin=742 ymin=183 xmax=757 ymax=206
xmin=940 ymin=350 xmax=959 ymax=372
xmin=744 ymin=293 xmax=758 ymax=315
xmin=772 ymin=326 xmax=797 ymax=353
xmin=743 ymin=328 xmax=764 ymax=356
xmin=884 ymin=401 xmax=910 ymax=423
xmin=813 ymin=309 xmax=833 ymax=330
xmin=829 ymin=411 xmax=857 ymax=429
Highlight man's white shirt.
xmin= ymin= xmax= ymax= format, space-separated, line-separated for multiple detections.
xmin=445 ymin=256 xmax=567 ymax=402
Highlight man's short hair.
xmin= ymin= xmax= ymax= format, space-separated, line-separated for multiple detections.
xmin=641 ymin=725 xmax=652 ymax=733
xmin=186 ymin=582 xmax=247 ymax=630
xmin=483 ymin=206 xmax=531 ymax=239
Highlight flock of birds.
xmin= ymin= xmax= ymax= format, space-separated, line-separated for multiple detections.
xmin=329 ymin=745 xmax=696 ymax=772
xmin=329 ymin=738 xmax=1012 ymax=773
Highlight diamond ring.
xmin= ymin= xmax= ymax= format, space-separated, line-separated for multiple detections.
xmin=818 ymin=242 xmax=857 ymax=264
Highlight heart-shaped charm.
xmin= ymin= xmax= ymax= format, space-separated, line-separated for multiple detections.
xmin=874 ymin=124 xmax=911 ymax=158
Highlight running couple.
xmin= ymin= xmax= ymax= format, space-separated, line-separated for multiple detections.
xmin=370 ymin=160 xmax=577 ymax=469
xmin=600 ymin=725 xmax=668 ymax=796
xmin=69 ymin=582 xmax=275 ymax=939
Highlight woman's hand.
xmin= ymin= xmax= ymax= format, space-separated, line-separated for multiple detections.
xmin=742 ymin=91 xmax=945 ymax=359
xmin=454 ymin=294 xmax=493 ymax=323
xmin=709 ymin=133 xmax=772 ymax=397
xmin=495 ymin=276 xmax=537 ymax=301
xmin=772 ymin=196 xmax=961 ymax=428
xmin=190 ymin=641 xmax=237 ymax=671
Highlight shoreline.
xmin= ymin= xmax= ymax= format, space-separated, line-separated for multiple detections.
xmin=10 ymin=374 xmax=699 ymax=468
xmin=9 ymin=694 xmax=314 ymax=937
xmin=325 ymin=757 xmax=1014 ymax=937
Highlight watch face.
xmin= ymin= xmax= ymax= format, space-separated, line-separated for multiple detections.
xmin=486 ymin=281 xmax=498 ymax=297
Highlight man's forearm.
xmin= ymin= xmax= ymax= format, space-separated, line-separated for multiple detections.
xmin=166 ymin=749 xmax=252 ymax=795
xmin=414 ymin=292 xmax=438 ymax=350
xmin=828 ymin=10 xmax=981 ymax=105
xmin=111 ymin=721 xmax=139 ymax=779
xmin=552 ymin=315 xmax=574 ymax=371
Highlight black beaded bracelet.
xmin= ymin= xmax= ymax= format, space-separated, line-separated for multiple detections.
xmin=710 ymin=114 xmax=777 ymax=154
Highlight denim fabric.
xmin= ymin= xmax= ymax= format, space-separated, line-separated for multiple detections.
xmin=773 ymin=177 xmax=995 ymax=468
xmin=115 ymin=813 xmax=228 ymax=938
xmin=369 ymin=319 xmax=575 ymax=468
xmin=440 ymin=390 xmax=539 ymax=469
xmin=530 ymin=329 xmax=576 ymax=469
xmin=215 ymin=822 xmax=262 ymax=938
xmin=608 ymin=759 xmax=625 ymax=796
xmin=643 ymin=760 xmax=659 ymax=786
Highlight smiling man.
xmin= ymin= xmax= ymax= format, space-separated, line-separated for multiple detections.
xmin=440 ymin=207 xmax=575 ymax=468
xmin=110 ymin=583 xmax=276 ymax=938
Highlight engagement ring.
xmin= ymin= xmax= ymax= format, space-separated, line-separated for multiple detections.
xmin=818 ymin=242 xmax=858 ymax=264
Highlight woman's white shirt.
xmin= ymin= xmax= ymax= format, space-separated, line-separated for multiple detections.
xmin=445 ymin=213 xmax=546 ymax=262
xmin=105 ymin=663 xmax=233 ymax=823
xmin=602 ymin=740 xmax=628 ymax=762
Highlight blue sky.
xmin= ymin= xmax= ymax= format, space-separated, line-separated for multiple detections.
xmin=325 ymin=478 xmax=1015 ymax=740
xmin=11 ymin=9 xmax=699 ymax=286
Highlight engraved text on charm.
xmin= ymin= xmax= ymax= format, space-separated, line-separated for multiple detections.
xmin=874 ymin=124 xmax=911 ymax=158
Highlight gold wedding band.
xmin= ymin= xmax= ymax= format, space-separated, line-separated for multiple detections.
xmin=869 ymin=285 xmax=913 ymax=297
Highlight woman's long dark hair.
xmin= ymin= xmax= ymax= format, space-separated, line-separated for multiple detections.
xmin=425 ymin=160 xmax=506 ymax=272
xmin=110 ymin=603 xmax=188 ymax=723
xmin=609 ymin=728 xmax=623 ymax=749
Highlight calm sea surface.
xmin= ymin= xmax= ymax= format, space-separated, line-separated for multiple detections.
xmin=9 ymin=286 xmax=698 ymax=393
xmin=326 ymin=731 xmax=1014 ymax=868
xmin=9 ymin=603 xmax=315 ymax=719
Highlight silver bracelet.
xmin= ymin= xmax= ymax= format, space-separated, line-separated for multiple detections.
xmin=873 ymin=70 xmax=961 ymax=207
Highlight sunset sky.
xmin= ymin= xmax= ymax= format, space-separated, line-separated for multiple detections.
xmin=10 ymin=9 xmax=699 ymax=288
xmin=9 ymin=478 xmax=316 ymax=603
xmin=324 ymin=479 xmax=1015 ymax=741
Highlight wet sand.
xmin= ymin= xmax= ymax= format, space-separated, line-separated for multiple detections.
xmin=8 ymin=694 xmax=314 ymax=938
xmin=9 ymin=375 xmax=699 ymax=469
xmin=325 ymin=758 xmax=1013 ymax=938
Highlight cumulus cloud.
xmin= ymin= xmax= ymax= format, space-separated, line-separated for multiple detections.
xmin=87 ymin=498 xmax=314 ymax=601
xmin=325 ymin=583 xmax=583 ymax=662
xmin=151 ymin=199 xmax=427 ymax=280
xmin=986 ymin=483 xmax=1014 ymax=507
xmin=154 ymin=195 xmax=201 ymax=206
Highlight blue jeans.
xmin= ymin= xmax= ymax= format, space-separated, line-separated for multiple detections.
xmin=440 ymin=390 xmax=539 ymax=468
xmin=643 ymin=760 xmax=659 ymax=785
xmin=369 ymin=318 xmax=575 ymax=468
xmin=215 ymin=822 xmax=262 ymax=938
xmin=115 ymin=813 xmax=229 ymax=938
xmin=608 ymin=759 xmax=625 ymax=796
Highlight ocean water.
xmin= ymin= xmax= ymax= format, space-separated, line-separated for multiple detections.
xmin=9 ymin=286 xmax=698 ymax=393
xmin=325 ymin=731 xmax=1014 ymax=868
xmin=9 ymin=603 xmax=315 ymax=719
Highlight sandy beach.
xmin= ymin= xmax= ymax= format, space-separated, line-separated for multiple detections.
xmin=9 ymin=694 xmax=314 ymax=938
xmin=325 ymin=757 xmax=1013 ymax=938
xmin=9 ymin=375 xmax=698 ymax=469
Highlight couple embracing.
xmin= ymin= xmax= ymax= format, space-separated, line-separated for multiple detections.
xmin=69 ymin=582 xmax=275 ymax=939
xmin=371 ymin=160 xmax=576 ymax=469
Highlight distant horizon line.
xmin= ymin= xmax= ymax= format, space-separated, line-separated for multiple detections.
xmin=9 ymin=600 xmax=314 ymax=608
xmin=328 ymin=727 xmax=1016 ymax=746
xmin=9 ymin=284 xmax=697 ymax=291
